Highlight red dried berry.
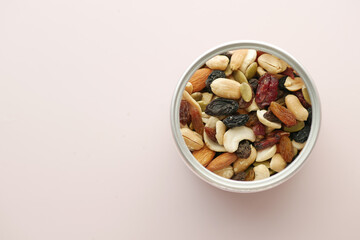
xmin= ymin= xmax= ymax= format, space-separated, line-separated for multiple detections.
xmin=189 ymin=105 xmax=204 ymax=135
xmin=253 ymin=135 xmax=281 ymax=151
xmin=255 ymin=73 xmax=279 ymax=109
xmin=204 ymin=127 xmax=217 ymax=142
xmin=293 ymin=90 xmax=311 ymax=108
xmin=179 ymin=100 xmax=190 ymax=125
xmin=280 ymin=67 xmax=295 ymax=79
xmin=252 ymin=121 xmax=266 ymax=136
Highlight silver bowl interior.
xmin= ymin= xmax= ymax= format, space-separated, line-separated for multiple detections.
xmin=170 ymin=40 xmax=321 ymax=193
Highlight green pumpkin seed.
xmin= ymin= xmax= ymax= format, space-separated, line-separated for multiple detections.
xmin=240 ymin=83 xmax=252 ymax=102
xmin=302 ymin=87 xmax=311 ymax=105
xmin=191 ymin=92 xmax=202 ymax=101
xmin=233 ymin=70 xmax=248 ymax=84
xmin=245 ymin=62 xmax=258 ymax=79
xmin=197 ymin=101 xmax=207 ymax=112
xmin=283 ymin=121 xmax=305 ymax=132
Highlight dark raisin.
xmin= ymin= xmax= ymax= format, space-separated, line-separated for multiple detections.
xmin=179 ymin=100 xmax=190 ymax=125
xmin=205 ymin=98 xmax=239 ymax=116
xmin=255 ymin=73 xmax=279 ymax=109
xmin=278 ymin=76 xmax=287 ymax=90
xmin=263 ymin=110 xmax=281 ymax=123
xmin=232 ymin=171 xmax=247 ymax=181
xmin=245 ymin=112 xmax=259 ymax=127
xmin=306 ymin=107 xmax=312 ymax=125
xmin=236 ymin=140 xmax=251 ymax=158
xmin=290 ymin=125 xmax=310 ymax=143
xmin=248 ymin=78 xmax=259 ymax=91
xmin=222 ymin=114 xmax=249 ymax=128
xmin=205 ymin=70 xmax=226 ymax=92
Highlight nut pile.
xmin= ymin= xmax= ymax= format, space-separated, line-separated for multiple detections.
xmin=179 ymin=49 xmax=312 ymax=181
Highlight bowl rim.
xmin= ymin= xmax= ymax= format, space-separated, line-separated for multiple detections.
xmin=170 ymin=40 xmax=321 ymax=193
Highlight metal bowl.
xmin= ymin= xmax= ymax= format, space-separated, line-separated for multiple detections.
xmin=170 ymin=40 xmax=321 ymax=193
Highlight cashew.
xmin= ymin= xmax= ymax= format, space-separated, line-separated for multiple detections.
xmin=240 ymin=49 xmax=257 ymax=73
xmin=233 ymin=145 xmax=257 ymax=174
xmin=292 ymin=140 xmax=306 ymax=150
xmin=253 ymin=164 xmax=270 ymax=180
xmin=270 ymin=153 xmax=287 ymax=172
xmin=284 ymin=77 xmax=305 ymax=91
xmin=246 ymin=98 xmax=259 ymax=112
xmin=181 ymin=128 xmax=204 ymax=151
xmin=253 ymin=160 xmax=270 ymax=168
xmin=255 ymin=145 xmax=277 ymax=162
xmin=215 ymin=121 xmax=226 ymax=145
xmin=285 ymin=95 xmax=308 ymax=121
xmin=202 ymin=92 xmax=213 ymax=105
xmin=257 ymin=110 xmax=282 ymax=129
xmin=206 ymin=55 xmax=229 ymax=71
xmin=185 ymin=82 xmax=193 ymax=94
xmin=203 ymin=117 xmax=226 ymax=152
xmin=258 ymin=54 xmax=287 ymax=74
xmin=223 ymin=126 xmax=256 ymax=153
xmin=210 ymin=78 xmax=241 ymax=99
xmin=214 ymin=166 xmax=234 ymax=179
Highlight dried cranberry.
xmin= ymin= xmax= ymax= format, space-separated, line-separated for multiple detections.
xmin=255 ymin=73 xmax=279 ymax=109
xmin=294 ymin=90 xmax=311 ymax=109
xmin=252 ymin=121 xmax=266 ymax=136
xmin=280 ymin=67 xmax=295 ymax=79
xmin=254 ymin=135 xmax=281 ymax=151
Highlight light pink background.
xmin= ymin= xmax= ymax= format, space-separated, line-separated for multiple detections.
xmin=0 ymin=0 xmax=359 ymax=239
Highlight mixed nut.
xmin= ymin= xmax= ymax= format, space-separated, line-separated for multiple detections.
xmin=179 ymin=49 xmax=312 ymax=181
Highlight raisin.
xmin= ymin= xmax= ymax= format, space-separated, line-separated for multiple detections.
xmin=179 ymin=100 xmax=190 ymax=125
xmin=238 ymin=96 xmax=253 ymax=109
xmin=267 ymin=130 xmax=290 ymax=138
xmin=278 ymin=76 xmax=287 ymax=90
xmin=204 ymin=127 xmax=217 ymax=142
xmin=255 ymin=73 xmax=279 ymax=109
xmin=294 ymin=90 xmax=311 ymax=109
xmin=205 ymin=70 xmax=226 ymax=92
xmin=189 ymin=105 xmax=204 ymax=135
xmin=306 ymin=107 xmax=312 ymax=125
xmin=236 ymin=140 xmax=251 ymax=158
xmin=269 ymin=102 xmax=297 ymax=127
xmin=245 ymin=112 xmax=258 ymax=127
xmin=278 ymin=136 xmax=294 ymax=163
xmin=205 ymin=98 xmax=239 ymax=116
xmin=263 ymin=110 xmax=281 ymax=123
xmin=252 ymin=121 xmax=266 ymax=136
xmin=223 ymin=114 xmax=249 ymax=128
xmin=248 ymin=78 xmax=259 ymax=91
xmin=290 ymin=125 xmax=310 ymax=143
xmin=253 ymin=135 xmax=281 ymax=151
xmin=280 ymin=67 xmax=295 ymax=79
xmin=245 ymin=168 xmax=255 ymax=181
xmin=232 ymin=171 xmax=247 ymax=181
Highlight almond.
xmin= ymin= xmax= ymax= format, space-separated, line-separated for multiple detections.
xmin=189 ymin=68 xmax=212 ymax=92
xmin=206 ymin=152 xmax=237 ymax=172
xmin=193 ymin=146 xmax=215 ymax=167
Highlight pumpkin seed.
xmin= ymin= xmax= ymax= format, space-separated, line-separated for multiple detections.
xmin=240 ymin=83 xmax=252 ymax=102
xmin=302 ymin=87 xmax=311 ymax=105
xmin=197 ymin=101 xmax=207 ymax=112
xmin=283 ymin=121 xmax=305 ymax=132
xmin=245 ymin=62 xmax=258 ymax=79
xmin=191 ymin=92 xmax=202 ymax=101
xmin=233 ymin=70 xmax=248 ymax=84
